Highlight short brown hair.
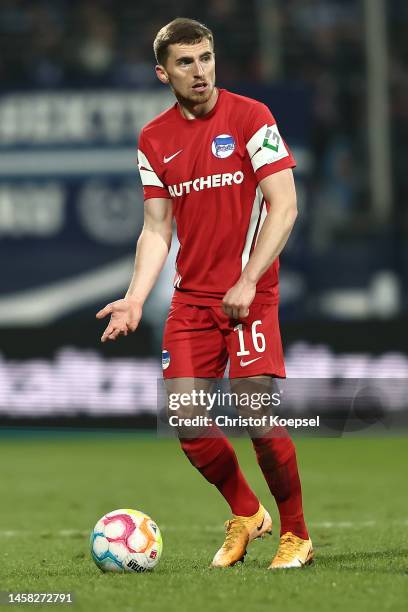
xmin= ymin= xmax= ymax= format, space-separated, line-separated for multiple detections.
xmin=153 ymin=18 xmax=214 ymax=66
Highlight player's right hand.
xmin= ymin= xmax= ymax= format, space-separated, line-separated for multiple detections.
xmin=96 ymin=297 xmax=142 ymax=342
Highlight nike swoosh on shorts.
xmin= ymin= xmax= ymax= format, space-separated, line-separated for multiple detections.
xmin=239 ymin=357 xmax=262 ymax=367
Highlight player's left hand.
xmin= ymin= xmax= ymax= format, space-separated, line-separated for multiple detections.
xmin=222 ymin=277 xmax=256 ymax=319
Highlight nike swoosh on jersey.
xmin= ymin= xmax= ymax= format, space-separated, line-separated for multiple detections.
xmin=163 ymin=150 xmax=183 ymax=163
xmin=239 ymin=357 xmax=262 ymax=367
xmin=256 ymin=517 xmax=265 ymax=531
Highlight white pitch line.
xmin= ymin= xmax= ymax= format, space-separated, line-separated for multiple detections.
xmin=312 ymin=520 xmax=377 ymax=528
xmin=0 ymin=520 xmax=407 ymax=537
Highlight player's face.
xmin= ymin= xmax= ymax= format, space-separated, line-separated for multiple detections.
xmin=156 ymin=39 xmax=216 ymax=106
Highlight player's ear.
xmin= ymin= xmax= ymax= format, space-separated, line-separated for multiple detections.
xmin=155 ymin=64 xmax=169 ymax=85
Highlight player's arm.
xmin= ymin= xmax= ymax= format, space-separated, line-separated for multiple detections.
xmin=96 ymin=198 xmax=173 ymax=342
xmin=222 ymin=168 xmax=297 ymax=319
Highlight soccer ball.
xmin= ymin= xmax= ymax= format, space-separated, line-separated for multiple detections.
xmin=90 ymin=508 xmax=163 ymax=573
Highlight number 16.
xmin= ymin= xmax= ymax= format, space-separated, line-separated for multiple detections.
xmin=234 ymin=320 xmax=266 ymax=356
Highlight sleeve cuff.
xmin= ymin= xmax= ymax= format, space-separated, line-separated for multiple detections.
xmin=255 ymin=157 xmax=296 ymax=183
xmin=143 ymin=186 xmax=171 ymax=200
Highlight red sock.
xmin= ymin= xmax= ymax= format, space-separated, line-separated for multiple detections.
xmin=252 ymin=428 xmax=309 ymax=539
xmin=180 ymin=429 xmax=259 ymax=516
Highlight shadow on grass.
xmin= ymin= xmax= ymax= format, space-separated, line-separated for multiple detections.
xmin=77 ymin=549 xmax=408 ymax=577
xmin=238 ymin=548 xmax=408 ymax=575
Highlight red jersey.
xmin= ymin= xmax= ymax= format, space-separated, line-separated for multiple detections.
xmin=137 ymin=88 xmax=296 ymax=305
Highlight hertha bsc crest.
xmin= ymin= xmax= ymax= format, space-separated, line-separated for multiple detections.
xmin=211 ymin=134 xmax=236 ymax=158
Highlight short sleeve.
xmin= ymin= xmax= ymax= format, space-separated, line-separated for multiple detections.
xmin=137 ymin=131 xmax=171 ymax=200
xmin=244 ymin=102 xmax=296 ymax=183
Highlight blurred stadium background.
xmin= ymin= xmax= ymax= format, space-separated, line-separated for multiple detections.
xmin=1 ymin=0 xmax=407 ymax=428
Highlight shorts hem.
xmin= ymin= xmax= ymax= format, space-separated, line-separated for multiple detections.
xmin=163 ymin=370 xmax=286 ymax=380
xmin=228 ymin=370 xmax=286 ymax=379
xmin=162 ymin=371 xmax=224 ymax=379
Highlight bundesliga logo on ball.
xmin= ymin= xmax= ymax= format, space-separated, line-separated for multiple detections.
xmin=212 ymin=134 xmax=236 ymax=158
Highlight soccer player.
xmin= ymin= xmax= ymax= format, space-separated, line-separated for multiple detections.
xmin=97 ymin=17 xmax=313 ymax=569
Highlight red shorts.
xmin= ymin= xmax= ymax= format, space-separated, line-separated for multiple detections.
xmin=161 ymin=301 xmax=286 ymax=379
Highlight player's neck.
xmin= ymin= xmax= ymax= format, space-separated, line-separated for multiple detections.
xmin=177 ymin=87 xmax=219 ymax=120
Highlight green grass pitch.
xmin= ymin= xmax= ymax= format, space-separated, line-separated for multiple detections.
xmin=0 ymin=433 xmax=407 ymax=611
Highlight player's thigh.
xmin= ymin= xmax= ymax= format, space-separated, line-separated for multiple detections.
xmin=165 ymin=377 xmax=214 ymax=410
xmin=165 ymin=377 xmax=215 ymax=438
xmin=230 ymin=375 xmax=279 ymax=437
xmin=224 ymin=302 xmax=286 ymax=379
xmin=162 ymin=302 xmax=227 ymax=378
